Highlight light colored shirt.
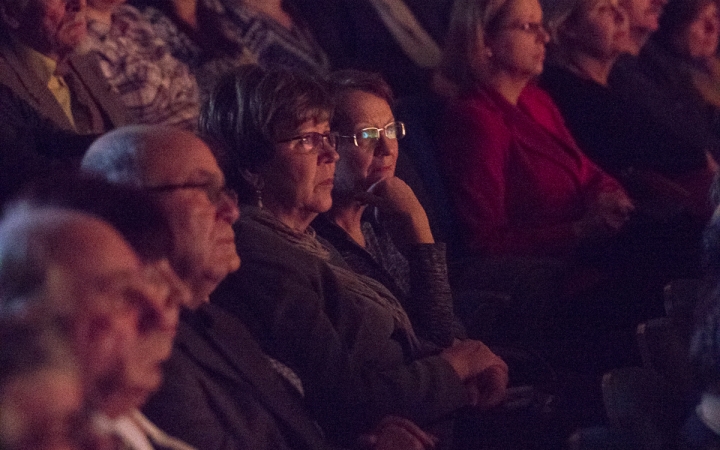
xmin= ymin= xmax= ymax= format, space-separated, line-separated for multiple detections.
xmin=94 ymin=410 xmax=197 ymax=450
xmin=16 ymin=43 xmax=75 ymax=128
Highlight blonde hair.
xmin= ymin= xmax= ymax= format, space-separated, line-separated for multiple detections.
xmin=441 ymin=0 xmax=515 ymax=91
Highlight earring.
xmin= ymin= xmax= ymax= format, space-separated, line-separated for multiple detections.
xmin=256 ymin=189 xmax=263 ymax=208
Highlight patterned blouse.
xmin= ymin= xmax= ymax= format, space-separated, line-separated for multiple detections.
xmin=219 ymin=2 xmax=330 ymax=76
xmin=138 ymin=0 xmax=257 ymax=103
xmin=85 ymin=4 xmax=201 ymax=130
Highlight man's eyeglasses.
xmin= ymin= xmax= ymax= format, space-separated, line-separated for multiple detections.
xmin=145 ymin=182 xmax=238 ymax=205
xmin=276 ymin=132 xmax=338 ymax=154
xmin=339 ymin=121 xmax=406 ymax=149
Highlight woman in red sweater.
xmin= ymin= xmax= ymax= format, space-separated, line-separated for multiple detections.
xmin=440 ymin=0 xmax=634 ymax=259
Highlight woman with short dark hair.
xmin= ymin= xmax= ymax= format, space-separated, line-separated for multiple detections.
xmin=202 ymin=65 xmax=508 ymax=445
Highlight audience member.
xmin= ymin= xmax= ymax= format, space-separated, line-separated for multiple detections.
xmin=653 ymin=0 xmax=720 ymax=119
xmin=129 ymin=0 xmax=256 ymax=101
xmin=219 ymin=0 xmax=330 ymax=75
xmin=609 ymin=0 xmax=718 ymax=219
xmin=84 ymin=0 xmax=201 ymax=129
xmin=0 ymin=189 xmax=192 ymax=449
xmin=291 ymin=0 xmax=453 ymax=97
xmin=681 ymin=274 xmax=720 ymax=448
xmin=0 ymin=321 xmax=87 ymax=450
xmin=0 ymin=0 xmax=131 ymax=202
xmin=82 ymin=125 xmax=437 ymax=450
xmin=619 ymin=0 xmax=666 ymax=53
xmin=440 ymin=0 xmax=633 ymax=260
xmin=0 ymin=0 xmax=130 ymax=133
xmin=313 ymin=69 xmax=461 ymax=348
xmin=539 ymin=0 xmax=639 ymax=177
xmin=538 ymin=0 xmax=708 ymax=331
xmin=201 ymin=65 xmax=508 ymax=445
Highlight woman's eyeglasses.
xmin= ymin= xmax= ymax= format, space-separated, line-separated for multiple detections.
xmin=339 ymin=121 xmax=406 ymax=149
xmin=276 ymin=132 xmax=339 ymax=154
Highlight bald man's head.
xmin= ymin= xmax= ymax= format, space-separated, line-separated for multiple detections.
xmin=82 ymin=125 xmax=240 ymax=306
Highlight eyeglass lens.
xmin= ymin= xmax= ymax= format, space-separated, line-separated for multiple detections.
xmin=357 ymin=122 xmax=404 ymax=145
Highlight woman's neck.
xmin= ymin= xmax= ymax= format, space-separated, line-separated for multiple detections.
xmin=565 ymin=51 xmax=617 ymax=86
xmin=242 ymin=0 xmax=293 ymax=29
xmin=328 ymin=201 xmax=368 ymax=248
xmin=485 ymin=72 xmax=531 ymax=105
xmin=266 ymin=203 xmax=318 ymax=233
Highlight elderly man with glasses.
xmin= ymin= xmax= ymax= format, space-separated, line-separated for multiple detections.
xmin=81 ymin=125 xmax=436 ymax=450
xmin=0 ymin=181 xmax=193 ymax=449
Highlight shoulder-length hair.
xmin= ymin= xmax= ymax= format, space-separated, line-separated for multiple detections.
xmin=441 ymin=0 xmax=516 ymax=91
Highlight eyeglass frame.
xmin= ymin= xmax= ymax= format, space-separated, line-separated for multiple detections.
xmin=502 ymin=21 xmax=547 ymax=36
xmin=145 ymin=181 xmax=239 ymax=205
xmin=275 ymin=131 xmax=339 ymax=154
xmin=338 ymin=121 xmax=406 ymax=148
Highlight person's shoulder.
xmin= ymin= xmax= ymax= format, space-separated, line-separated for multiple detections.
xmin=519 ymin=82 xmax=555 ymax=105
xmin=235 ymin=208 xmax=329 ymax=271
xmin=451 ymin=86 xmax=496 ymax=110
xmin=518 ymin=82 xmax=564 ymax=119
xmin=445 ymin=86 xmax=505 ymax=128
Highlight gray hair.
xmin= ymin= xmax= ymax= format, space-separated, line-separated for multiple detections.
xmin=82 ymin=125 xmax=174 ymax=186
xmin=0 ymin=205 xmax=91 ymax=323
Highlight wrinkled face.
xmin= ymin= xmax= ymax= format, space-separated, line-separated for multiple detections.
xmin=618 ymin=0 xmax=668 ymax=53
xmin=0 ymin=368 xmax=83 ymax=450
xmin=486 ymin=0 xmax=550 ymax=80
xmin=118 ymin=258 xmax=188 ymax=412
xmin=52 ymin=218 xmax=178 ymax=416
xmin=3 ymin=0 xmax=87 ymax=59
xmin=335 ymin=91 xmax=398 ymax=196
xmin=566 ymin=0 xmax=629 ymax=60
xmin=260 ymin=119 xmax=339 ymax=228
xmin=143 ymin=133 xmax=241 ymax=307
xmin=677 ymin=1 xmax=720 ymax=60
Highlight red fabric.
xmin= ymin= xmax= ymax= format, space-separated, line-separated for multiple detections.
xmin=440 ymin=83 xmax=625 ymax=257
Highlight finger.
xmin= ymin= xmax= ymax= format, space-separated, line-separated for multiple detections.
xmin=475 ymin=366 xmax=509 ymax=410
xmin=377 ymin=417 xmax=437 ymax=447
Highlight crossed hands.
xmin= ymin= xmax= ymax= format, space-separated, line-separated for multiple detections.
xmin=440 ymin=339 xmax=509 ymax=410
xmin=574 ymin=189 xmax=635 ymax=240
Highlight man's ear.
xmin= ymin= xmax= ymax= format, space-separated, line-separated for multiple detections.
xmin=240 ymin=168 xmax=264 ymax=191
xmin=0 ymin=3 xmax=21 ymax=30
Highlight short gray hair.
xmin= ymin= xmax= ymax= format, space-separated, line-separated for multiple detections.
xmin=82 ymin=125 xmax=169 ymax=186
xmin=0 ymin=205 xmax=89 ymax=322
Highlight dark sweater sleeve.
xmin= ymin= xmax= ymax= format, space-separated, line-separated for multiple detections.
xmin=406 ymin=243 xmax=465 ymax=345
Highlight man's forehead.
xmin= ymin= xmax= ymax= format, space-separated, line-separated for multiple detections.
xmin=142 ymin=134 xmax=223 ymax=184
xmin=52 ymin=220 xmax=140 ymax=276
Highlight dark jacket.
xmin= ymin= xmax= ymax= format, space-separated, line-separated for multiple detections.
xmin=143 ymin=303 xmax=331 ymax=450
